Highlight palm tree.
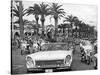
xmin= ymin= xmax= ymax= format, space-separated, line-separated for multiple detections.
xmin=50 ymin=3 xmax=65 ymax=34
xmin=26 ymin=3 xmax=40 ymax=35
xmin=12 ymin=0 xmax=27 ymax=39
xmin=78 ymin=22 xmax=86 ymax=38
xmin=26 ymin=3 xmax=40 ymax=25
xmin=74 ymin=18 xmax=81 ymax=38
xmin=64 ymin=15 xmax=78 ymax=37
xmin=64 ymin=15 xmax=78 ymax=28
xmin=39 ymin=2 xmax=50 ymax=36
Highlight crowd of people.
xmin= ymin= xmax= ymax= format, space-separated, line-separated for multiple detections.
xmin=20 ymin=35 xmax=47 ymax=55
xmin=13 ymin=29 xmax=97 ymax=58
xmin=79 ymin=39 xmax=97 ymax=69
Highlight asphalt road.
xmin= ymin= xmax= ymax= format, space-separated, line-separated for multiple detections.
xmin=11 ymin=47 xmax=95 ymax=74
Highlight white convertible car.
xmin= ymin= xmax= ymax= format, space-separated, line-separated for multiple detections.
xmin=25 ymin=43 xmax=73 ymax=72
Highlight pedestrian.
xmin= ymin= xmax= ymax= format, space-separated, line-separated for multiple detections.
xmin=38 ymin=38 xmax=46 ymax=51
xmin=20 ymin=39 xmax=28 ymax=55
xmin=32 ymin=41 xmax=39 ymax=53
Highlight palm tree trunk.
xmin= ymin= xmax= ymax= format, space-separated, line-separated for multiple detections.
xmin=36 ymin=19 xmax=39 ymax=25
xmin=19 ymin=1 xmax=24 ymax=39
xmin=11 ymin=0 xmax=13 ymax=40
xmin=35 ymin=15 xmax=39 ymax=25
xmin=76 ymin=27 xmax=77 ymax=38
xmin=68 ymin=27 xmax=69 ymax=37
xmin=41 ymin=15 xmax=45 ymax=37
xmin=35 ymin=15 xmax=39 ymax=35
xmin=79 ymin=30 xmax=81 ymax=38
xmin=70 ymin=23 xmax=73 ymax=37
xmin=54 ymin=18 xmax=58 ymax=38
xmin=42 ymin=21 xmax=45 ymax=34
xmin=55 ymin=21 xmax=57 ymax=30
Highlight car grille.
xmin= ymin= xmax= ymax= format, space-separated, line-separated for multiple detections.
xmin=35 ymin=59 xmax=64 ymax=68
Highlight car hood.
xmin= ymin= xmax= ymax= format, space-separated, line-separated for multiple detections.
xmin=27 ymin=50 xmax=72 ymax=60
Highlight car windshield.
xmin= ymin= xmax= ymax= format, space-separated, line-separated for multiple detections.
xmin=41 ymin=43 xmax=73 ymax=51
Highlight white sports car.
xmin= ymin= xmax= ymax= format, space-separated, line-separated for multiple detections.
xmin=25 ymin=43 xmax=73 ymax=72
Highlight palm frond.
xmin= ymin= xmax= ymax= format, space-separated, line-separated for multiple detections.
xmin=50 ymin=3 xmax=65 ymax=19
xmin=26 ymin=8 xmax=34 ymax=16
xmin=39 ymin=2 xmax=50 ymax=16
xmin=14 ymin=0 xmax=19 ymax=3
xmin=12 ymin=8 xmax=19 ymax=17
xmin=12 ymin=13 xmax=19 ymax=17
xmin=26 ymin=3 xmax=40 ymax=16
xmin=59 ymin=14 xmax=64 ymax=18
xmin=14 ymin=19 xmax=20 ymax=24
xmin=16 ymin=4 xmax=19 ymax=11
xmin=22 ymin=9 xmax=27 ymax=16
xmin=56 ymin=4 xmax=62 ymax=9
xmin=12 ymin=3 xmax=25 ymax=17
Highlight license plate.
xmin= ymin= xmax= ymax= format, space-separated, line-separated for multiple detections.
xmin=45 ymin=69 xmax=53 ymax=73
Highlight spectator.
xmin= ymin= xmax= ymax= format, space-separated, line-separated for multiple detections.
xmin=21 ymin=39 xmax=27 ymax=50
xmin=32 ymin=41 xmax=39 ymax=53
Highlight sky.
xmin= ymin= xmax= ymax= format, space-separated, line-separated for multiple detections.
xmin=13 ymin=0 xmax=98 ymax=28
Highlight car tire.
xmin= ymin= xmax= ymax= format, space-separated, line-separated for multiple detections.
xmin=68 ymin=64 xmax=72 ymax=71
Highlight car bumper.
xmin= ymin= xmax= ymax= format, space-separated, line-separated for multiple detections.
xmin=27 ymin=66 xmax=71 ymax=72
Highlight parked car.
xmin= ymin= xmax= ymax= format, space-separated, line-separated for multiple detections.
xmin=25 ymin=43 xmax=73 ymax=72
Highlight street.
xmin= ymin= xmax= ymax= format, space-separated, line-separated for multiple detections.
xmin=11 ymin=46 xmax=95 ymax=74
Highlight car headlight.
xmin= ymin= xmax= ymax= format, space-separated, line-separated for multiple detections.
xmin=65 ymin=55 xmax=71 ymax=64
xmin=27 ymin=57 xmax=33 ymax=62
xmin=26 ymin=56 xmax=35 ymax=67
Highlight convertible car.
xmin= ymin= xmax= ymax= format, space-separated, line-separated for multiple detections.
xmin=25 ymin=43 xmax=73 ymax=72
